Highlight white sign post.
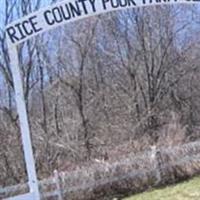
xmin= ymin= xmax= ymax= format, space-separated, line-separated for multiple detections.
xmin=5 ymin=0 xmax=199 ymax=199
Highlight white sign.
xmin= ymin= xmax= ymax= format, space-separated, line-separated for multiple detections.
xmin=6 ymin=0 xmax=198 ymax=46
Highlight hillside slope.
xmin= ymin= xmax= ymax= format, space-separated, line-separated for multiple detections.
xmin=124 ymin=176 xmax=200 ymax=200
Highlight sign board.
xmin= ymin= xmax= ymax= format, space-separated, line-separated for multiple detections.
xmin=6 ymin=0 xmax=199 ymax=46
xmin=5 ymin=0 xmax=200 ymax=199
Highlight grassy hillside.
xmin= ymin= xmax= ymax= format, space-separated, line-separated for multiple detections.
xmin=124 ymin=176 xmax=200 ymax=200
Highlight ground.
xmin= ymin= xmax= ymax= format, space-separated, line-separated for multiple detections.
xmin=123 ymin=176 xmax=200 ymax=200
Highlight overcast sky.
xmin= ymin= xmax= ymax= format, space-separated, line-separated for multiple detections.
xmin=0 ymin=0 xmax=51 ymax=29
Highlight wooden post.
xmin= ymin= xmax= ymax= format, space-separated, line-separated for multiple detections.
xmin=54 ymin=170 xmax=63 ymax=200
xmin=150 ymin=146 xmax=161 ymax=185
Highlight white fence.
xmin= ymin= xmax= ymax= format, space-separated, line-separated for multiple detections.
xmin=1 ymin=141 xmax=200 ymax=200
xmin=0 ymin=170 xmax=63 ymax=200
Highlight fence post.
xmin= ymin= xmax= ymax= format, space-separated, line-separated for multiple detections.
xmin=54 ymin=170 xmax=63 ymax=200
xmin=151 ymin=146 xmax=161 ymax=185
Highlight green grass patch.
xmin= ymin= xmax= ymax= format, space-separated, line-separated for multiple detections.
xmin=123 ymin=176 xmax=200 ymax=200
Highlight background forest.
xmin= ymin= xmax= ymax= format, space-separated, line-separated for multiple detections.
xmin=1 ymin=0 xmax=200 ymax=188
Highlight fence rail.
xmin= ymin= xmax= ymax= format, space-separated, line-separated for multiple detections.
xmin=1 ymin=140 xmax=200 ymax=200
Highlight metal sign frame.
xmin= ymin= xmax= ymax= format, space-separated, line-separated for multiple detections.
xmin=5 ymin=0 xmax=199 ymax=199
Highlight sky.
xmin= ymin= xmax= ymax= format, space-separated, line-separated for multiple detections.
xmin=0 ymin=0 xmax=51 ymax=29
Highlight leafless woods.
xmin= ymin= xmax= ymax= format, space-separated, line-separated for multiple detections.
xmin=1 ymin=1 xmax=200 ymax=186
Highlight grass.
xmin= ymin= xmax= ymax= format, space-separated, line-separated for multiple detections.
xmin=123 ymin=176 xmax=200 ymax=200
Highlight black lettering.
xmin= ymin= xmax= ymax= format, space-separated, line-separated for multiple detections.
xmin=61 ymin=5 xmax=71 ymax=20
xmin=89 ymin=0 xmax=96 ymax=12
xmin=69 ymin=2 xmax=81 ymax=17
xmin=22 ymin=20 xmax=33 ymax=35
xmin=120 ymin=0 xmax=128 ymax=7
xmin=6 ymin=26 xmax=19 ymax=43
xmin=29 ymin=15 xmax=42 ymax=33
xmin=52 ymin=7 xmax=63 ymax=23
xmin=111 ymin=0 xmax=119 ymax=8
xmin=128 ymin=0 xmax=136 ymax=6
xmin=14 ymin=23 xmax=26 ymax=40
xmin=102 ymin=0 xmax=109 ymax=9
xmin=143 ymin=0 xmax=152 ymax=3
xmin=44 ymin=10 xmax=55 ymax=25
xmin=78 ymin=0 xmax=88 ymax=14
